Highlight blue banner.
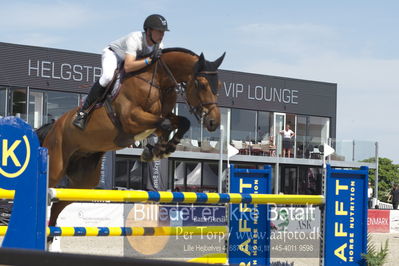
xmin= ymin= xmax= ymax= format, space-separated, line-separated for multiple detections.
xmin=228 ymin=165 xmax=272 ymax=265
xmin=324 ymin=165 xmax=368 ymax=265
xmin=0 ymin=116 xmax=48 ymax=250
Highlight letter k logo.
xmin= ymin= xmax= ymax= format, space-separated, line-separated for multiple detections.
xmin=0 ymin=136 xmax=31 ymax=178
xmin=2 ymin=139 xmax=21 ymax=167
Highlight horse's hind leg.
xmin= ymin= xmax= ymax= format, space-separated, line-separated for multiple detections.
xmin=49 ymin=152 xmax=104 ymax=226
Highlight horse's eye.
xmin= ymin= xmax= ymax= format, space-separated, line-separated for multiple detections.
xmin=195 ymin=80 xmax=205 ymax=90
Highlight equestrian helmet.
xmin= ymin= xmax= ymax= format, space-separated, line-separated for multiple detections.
xmin=143 ymin=14 xmax=169 ymax=31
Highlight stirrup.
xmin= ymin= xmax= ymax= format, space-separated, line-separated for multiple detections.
xmin=73 ymin=111 xmax=88 ymax=130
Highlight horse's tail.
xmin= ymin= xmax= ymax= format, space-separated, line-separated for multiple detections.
xmin=35 ymin=121 xmax=55 ymax=146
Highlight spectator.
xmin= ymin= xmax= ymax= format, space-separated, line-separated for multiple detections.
xmin=279 ymin=124 xmax=295 ymax=158
xmin=368 ymin=182 xmax=374 ymax=208
xmin=390 ymin=184 xmax=399 ymax=210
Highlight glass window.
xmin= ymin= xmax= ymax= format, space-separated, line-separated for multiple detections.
xmin=27 ymin=89 xmax=80 ymax=128
xmin=174 ymin=160 xmax=199 ymax=191
xmin=114 ymin=157 xmax=144 ymax=189
xmin=177 ymin=103 xmax=201 ymax=140
xmin=296 ymin=115 xmax=330 ymax=159
xmin=280 ymin=166 xmax=298 ymax=194
xmin=173 ymin=160 xmax=223 ymax=192
xmin=0 ymin=88 xmax=6 ymax=117
xmin=308 ymin=116 xmax=330 ymax=143
xmin=10 ymin=88 xmax=27 ymax=120
xmin=46 ymin=91 xmax=79 ymax=123
xmin=298 ymin=167 xmax=322 ymax=195
xmin=256 ymin=111 xmax=272 ymax=142
xmin=231 ymin=109 xmax=256 ymax=142
xmin=296 ymin=116 xmax=307 ymax=158
xmin=202 ymin=162 xmax=218 ymax=192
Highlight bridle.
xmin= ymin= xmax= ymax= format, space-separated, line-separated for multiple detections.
xmin=156 ymin=58 xmax=219 ymax=122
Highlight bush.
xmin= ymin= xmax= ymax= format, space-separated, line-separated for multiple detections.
xmin=362 ymin=234 xmax=389 ymax=266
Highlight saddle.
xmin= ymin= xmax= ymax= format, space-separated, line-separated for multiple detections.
xmin=94 ymin=60 xmax=159 ymax=147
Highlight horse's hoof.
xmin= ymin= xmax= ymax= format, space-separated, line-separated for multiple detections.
xmin=158 ymin=118 xmax=173 ymax=131
xmin=141 ymin=147 xmax=154 ymax=162
xmin=165 ymin=145 xmax=176 ymax=154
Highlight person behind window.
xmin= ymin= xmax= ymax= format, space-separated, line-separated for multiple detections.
xmin=280 ymin=124 xmax=295 ymax=158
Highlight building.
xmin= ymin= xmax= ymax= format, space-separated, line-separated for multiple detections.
xmin=0 ymin=42 xmax=377 ymax=195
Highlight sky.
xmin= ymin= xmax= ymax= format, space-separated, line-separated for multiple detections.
xmin=1 ymin=0 xmax=398 ymax=163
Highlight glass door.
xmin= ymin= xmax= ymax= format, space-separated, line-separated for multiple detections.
xmin=28 ymin=91 xmax=44 ymax=129
xmin=273 ymin=113 xmax=286 ymax=157
xmin=0 ymin=88 xmax=7 ymax=117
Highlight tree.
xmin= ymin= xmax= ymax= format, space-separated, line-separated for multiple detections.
xmin=363 ymin=157 xmax=399 ymax=201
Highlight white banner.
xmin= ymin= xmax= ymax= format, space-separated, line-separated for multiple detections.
xmin=57 ymin=203 xmax=124 ymax=227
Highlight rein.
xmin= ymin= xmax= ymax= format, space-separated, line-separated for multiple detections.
xmin=131 ymin=56 xmax=218 ymax=122
xmin=157 ymin=58 xmax=218 ymax=122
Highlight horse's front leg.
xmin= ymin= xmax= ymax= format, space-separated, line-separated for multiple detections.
xmin=141 ymin=115 xmax=190 ymax=162
xmin=162 ymin=115 xmax=190 ymax=155
xmin=141 ymin=131 xmax=172 ymax=162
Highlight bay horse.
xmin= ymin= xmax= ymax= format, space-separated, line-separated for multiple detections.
xmin=36 ymin=47 xmax=226 ymax=227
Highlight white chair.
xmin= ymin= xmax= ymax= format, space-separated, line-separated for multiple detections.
xmin=190 ymin=139 xmax=201 ymax=152
xmin=210 ymin=141 xmax=218 ymax=148
xmin=231 ymin=140 xmax=243 ymax=149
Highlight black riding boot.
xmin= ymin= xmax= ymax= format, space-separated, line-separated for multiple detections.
xmin=73 ymin=80 xmax=106 ymax=130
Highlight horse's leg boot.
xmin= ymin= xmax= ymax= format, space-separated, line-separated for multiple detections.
xmin=141 ymin=144 xmax=155 ymax=162
xmin=73 ymin=80 xmax=106 ymax=130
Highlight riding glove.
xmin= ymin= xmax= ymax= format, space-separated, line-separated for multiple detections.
xmin=151 ymin=48 xmax=162 ymax=62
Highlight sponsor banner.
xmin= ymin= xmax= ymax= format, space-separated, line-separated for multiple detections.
xmin=367 ymin=210 xmax=390 ymax=233
xmin=158 ymin=205 xmax=226 ymax=227
xmin=123 ymin=203 xmax=225 ymax=260
xmin=58 ymin=203 xmax=124 ymax=227
xmin=390 ymin=210 xmax=399 ymax=233
xmin=270 ymin=206 xmax=321 ymax=258
xmin=228 ymin=165 xmax=272 ymax=266
xmin=0 ymin=117 xmax=48 ymax=250
xmin=324 ymin=165 xmax=368 ymax=266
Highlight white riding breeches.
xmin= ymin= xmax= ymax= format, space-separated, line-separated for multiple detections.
xmin=99 ymin=47 xmax=120 ymax=87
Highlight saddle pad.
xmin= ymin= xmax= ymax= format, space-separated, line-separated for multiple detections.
xmin=93 ymin=74 xmax=121 ymax=109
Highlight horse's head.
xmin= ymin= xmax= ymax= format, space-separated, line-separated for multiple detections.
xmin=186 ymin=52 xmax=226 ymax=131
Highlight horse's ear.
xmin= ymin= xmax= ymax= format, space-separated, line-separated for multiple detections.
xmin=199 ymin=52 xmax=205 ymax=62
xmin=213 ymin=52 xmax=226 ymax=69
xmin=196 ymin=52 xmax=206 ymax=72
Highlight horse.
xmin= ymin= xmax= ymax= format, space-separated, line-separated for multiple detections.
xmin=36 ymin=47 xmax=226 ymax=227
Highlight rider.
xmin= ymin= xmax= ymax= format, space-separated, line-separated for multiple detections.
xmin=73 ymin=14 xmax=169 ymax=130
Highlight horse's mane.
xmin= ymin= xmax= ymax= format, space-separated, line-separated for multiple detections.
xmin=124 ymin=47 xmax=199 ymax=78
xmin=36 ymin=121 xmax=55 ymax=146
xmin=162 ymin=47 xmax=198 ymax=57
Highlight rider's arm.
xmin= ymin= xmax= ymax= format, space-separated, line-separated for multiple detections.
xmin=124 ymin=54 xmax=151 ymax=73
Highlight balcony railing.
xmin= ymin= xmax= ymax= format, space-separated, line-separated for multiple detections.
xmin=129 ymin=134 xmax=377 ymax=165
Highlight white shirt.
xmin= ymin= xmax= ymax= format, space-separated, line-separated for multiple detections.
xmin=109 ymin=31 xmax=164 ymax=60
xmin=282 ymin=129 xmax=294 ymax=139
xmin=368 ymin=187 xmax=373 ymax=198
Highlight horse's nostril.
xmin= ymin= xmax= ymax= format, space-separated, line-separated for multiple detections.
xmin=208 ymin=119 xmax=218 ymax=130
